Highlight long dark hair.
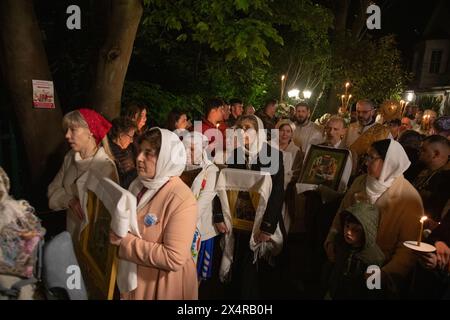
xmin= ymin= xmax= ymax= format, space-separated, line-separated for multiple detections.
xmin=165 ymin=109 xmax=186 ymax=131
xmin=108 ymin=117 xmax=137 ymax=141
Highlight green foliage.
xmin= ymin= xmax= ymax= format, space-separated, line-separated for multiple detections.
xmin=122 ymin=81 xmax=204 ymax=126
xmin=330 ymin=35 xmax=410 ymax=106
xmin=264 ymin=1 xmax=334 ymax=107
xmin=54 ymin=0 xmax=409 ymax=123
xmin=141 ymin=0 xmax=283 ymax=65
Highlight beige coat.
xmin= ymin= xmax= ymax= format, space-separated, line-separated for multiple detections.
xmin=325 ymin=175 xmax=424 ymax=285
xmin=47 ymin=148 xmax=118 ymax=238
xmin=118 ymin=177 xmax=198 ymax=300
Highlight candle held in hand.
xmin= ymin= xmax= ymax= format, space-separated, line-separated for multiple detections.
xmin=417 ymin=216 xmax=428 ymax=246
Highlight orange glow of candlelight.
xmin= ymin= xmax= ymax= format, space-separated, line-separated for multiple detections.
xmin=417 ymin=216 xmax=428 ymax=246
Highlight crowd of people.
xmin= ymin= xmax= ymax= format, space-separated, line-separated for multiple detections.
xmin=1 ymin=97 xmax=449 ymax=300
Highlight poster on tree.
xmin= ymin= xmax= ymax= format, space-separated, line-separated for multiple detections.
xmin=32 ymin=80 xmax=55 ymax=109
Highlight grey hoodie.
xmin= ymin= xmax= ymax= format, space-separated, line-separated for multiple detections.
xmin=327 ymin=202 xmax=385 ymax=299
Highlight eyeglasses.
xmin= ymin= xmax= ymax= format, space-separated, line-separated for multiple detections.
xmin=356 ymin=109 xmax=374 ymax=115
xmin=365 ymin=154 xmax=382 ymax=162
xmin=124 ymin=133 xmax=134 ymax=140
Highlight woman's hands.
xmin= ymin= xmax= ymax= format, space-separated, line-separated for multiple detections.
xmin=253 ymin=230 xmax=272 ymax=243
xmin=214 ymin=223 xmax=273 ymax=244
xmin=214 ymin=222 xmax=229 ymax=234
xmin=68 ymin=197 xmax=85 ymax=220
xmin=435 ymin=241 xmax=450 ymax=269
xmin=109 ymin=230 xmax=123 ymax=246
xmin=418 ymin=242 xmax=450 ymax=270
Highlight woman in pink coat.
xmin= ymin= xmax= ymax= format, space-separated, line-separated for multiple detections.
xmin=110 ymin=128 xmax=198 ymax=300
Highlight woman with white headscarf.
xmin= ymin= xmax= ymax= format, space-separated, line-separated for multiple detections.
xmin=213 ymin=115 xmax=285 ymax=299
xmin=181 ymin=132 xmax=219 ymax=282
xmin=109 ymin=128 xmax=198 ymax=300
xmin=325 ymin=139 xmax=424 ymax=297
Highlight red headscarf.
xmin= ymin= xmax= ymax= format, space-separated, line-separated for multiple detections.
xmin=78 ymin=108 xmax=112 ymax=145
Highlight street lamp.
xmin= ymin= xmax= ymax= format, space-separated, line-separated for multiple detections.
xmin=406 ymin=91 xmax=415 ymax=103
xmin=303 ymin=90 xmax=312 ymax=99
xmin=288 ymin=88 xmax=300 ymax=99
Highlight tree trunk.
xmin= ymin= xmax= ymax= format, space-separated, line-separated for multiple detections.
xmin=90 ymin=0 xmax=143 ymax=120
xmin=351 ymin=0 xmax=370 ymax=41
xmin=334 ymin=0 xmax=351 ymax=38
xmin=0 ymin=0 xmax=65 ymax=209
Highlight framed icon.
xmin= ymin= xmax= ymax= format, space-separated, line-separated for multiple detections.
xmin=299 ymin=145 xmax=350 ymax=191
xmin=76 ymin=191 xmax=118 ymax=300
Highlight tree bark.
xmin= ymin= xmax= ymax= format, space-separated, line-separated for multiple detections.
xmin=351 ymin=0 xmax=370 ymax=41
xmin=333 ymin=0 xmax=351 ymax=38
xmin=0 ymin=0 xmax=65 ymax=208
xmin=89 ymin=0 xmax=143 ymax=120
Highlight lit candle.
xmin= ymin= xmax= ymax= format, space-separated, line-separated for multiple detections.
xmin=280 ymin=75 xmax=286 ymax=102
xmin=347 ymin=94 xmax=352 ymax=108
xmin=417 ymin=216 xmax=428 ymax=246
xmin=341 ymin=95 xmax=345 ymax=110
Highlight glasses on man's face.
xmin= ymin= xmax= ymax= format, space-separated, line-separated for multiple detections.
xmin=356 ymin=109 xmax=373 ymax=115
xmin=124 ymin=133 xmax=134 ymax=141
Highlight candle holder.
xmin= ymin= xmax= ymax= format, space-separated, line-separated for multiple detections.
xmin=403 ymin=241 xmax=436 ymax=253
xmin=339 ymin=82 xmax=352 ymax=113
xmin=403 ymin=216 xmax=435 ymax=252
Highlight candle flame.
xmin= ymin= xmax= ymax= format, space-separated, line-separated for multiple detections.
xmin=420 ymin=216 xmax=427 ymax=223
xmin=281 ymin=75 xmax=285 ymax=81
xmin=345 ymin=82 xmax=350 ymax=88
xmin=341 ymin=95 xmax=345 ymax=98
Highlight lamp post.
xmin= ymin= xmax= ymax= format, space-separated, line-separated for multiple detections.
xmin=303 ymin=90 xmax=312 ymax=100
xmin=288 ymin=88 xmax=300 ymax=100
xmin=406 ymin=91 xmax=415 ymax=103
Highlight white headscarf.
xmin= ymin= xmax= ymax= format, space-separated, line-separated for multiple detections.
xmin=182 ymin=131 xmax=212 ymax=171
xmin=129 ymin=128 xmax=186 ymax=209
xmin=241 ymin=115 xmax=267 ymax=165
xmin=366 ymin=139 xmax=411 ymax=204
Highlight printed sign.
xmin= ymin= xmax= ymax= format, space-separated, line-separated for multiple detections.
xmin=32 ymin=80 xmax=55 ymax=109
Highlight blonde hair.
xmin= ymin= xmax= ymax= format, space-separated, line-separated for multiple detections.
xmin=101 ymin=136 xmax=115 ymax=160
xmin=62 ymin=110 xmax=88 ymax=131
xmin=62 ymin=110 xmax=114 ymax=160
xmin=275 ymin=119 xmax=296 ymax=132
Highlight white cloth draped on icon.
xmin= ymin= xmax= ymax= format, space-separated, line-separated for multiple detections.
xmin=215 ymin=168 xmax=283 ymax=282
xmin=81 ymin=172 xmax=141 ymax=294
